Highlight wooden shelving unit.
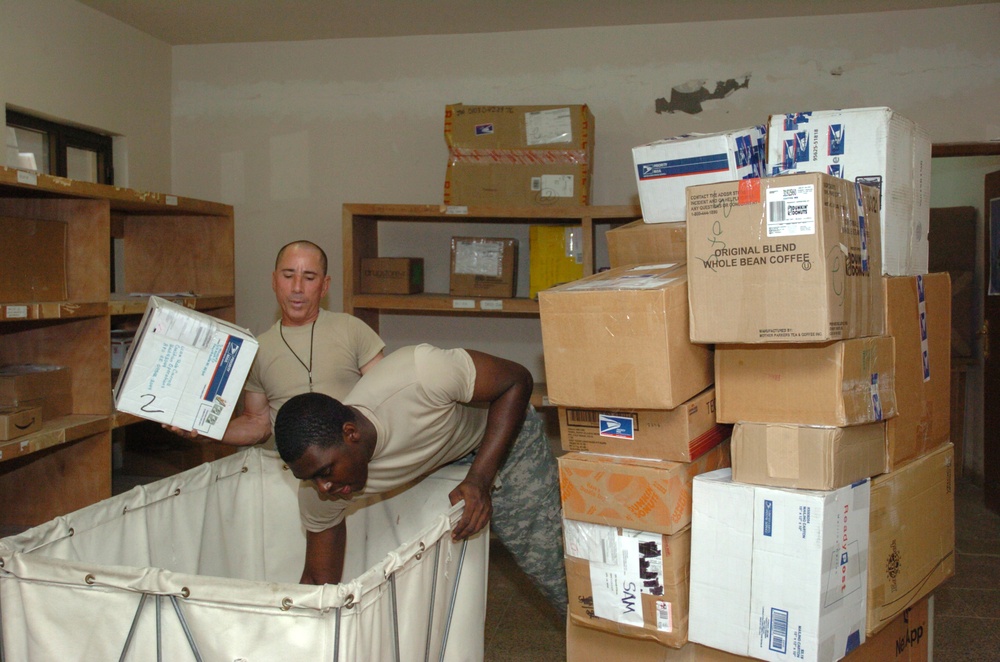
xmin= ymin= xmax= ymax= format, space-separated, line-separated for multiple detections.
xmin=0 ymin=166 xmax=237 ymax=528
xmin=342 ymin=203 xmax=642 ymax=332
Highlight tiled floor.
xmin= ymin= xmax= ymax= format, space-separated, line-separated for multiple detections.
xmin=484 ymin=474 xmax=1000 ymax=661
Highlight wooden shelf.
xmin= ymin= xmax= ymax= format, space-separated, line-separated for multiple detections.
xmin=343 ymin=203 xmax=641 ymax=332
xmin=0 ymin=167 xmax=237 ymax=527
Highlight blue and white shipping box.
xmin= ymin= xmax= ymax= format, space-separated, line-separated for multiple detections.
xmin=632 ymin=125 xmax=766 ymax=224
xmin=689 ymin=468 xmax=870 ymax=662
xmin=766 ymin=107 xmax=931 ymax=276
xmin=113 ymin=296 xmax=258 ymax=440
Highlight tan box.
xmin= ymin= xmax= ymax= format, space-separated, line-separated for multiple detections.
xmin=0 ymin=216 xmax=68 ymax=302
xmin=731 ymin=421 xmax=886 ymax=490
xmin=539 ymin=263 xmax=713 ymax=410
xmin=558 ymin=387 xmax=729 ymax=463
xmin=0 ymin=406 xmax=42 ymax=440
xmin=716 ymin=336 xmax=898 ymax=427
xmin=443 ymin=103 xmax=594 ymax=207
xmin=565 ymin=522 xmax=690 ymax=648
xmin=847 ymin=597 xmax=929 ymax=662
xmin=558 ymin=439 xmax=730 ymax=535
xmin=448 ymin=237 xmax=518 ymax=298
xmin=360 ymin=257 xmax=424 ymax=295
xmin=607 ymin=220 xmax=687 ymax=270
xmin=884 ymin=274 xmax=951 ymax=470
xmin=867 ymin=443 xmax=954 ymax=635
xmin=529 ymin=225 xmax=583 ymax=299
xmin=686 ymin=173 xmax=884 ymax=343
xmin=0 ymin=364 xmax=73 ymax=420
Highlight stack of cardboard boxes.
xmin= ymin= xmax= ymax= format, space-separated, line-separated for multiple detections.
xmin=539 ymin=107 xmax=954 ymax=661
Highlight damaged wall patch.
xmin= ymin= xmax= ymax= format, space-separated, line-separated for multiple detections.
xmin=656 ymin=76 xmax=750 ymax=114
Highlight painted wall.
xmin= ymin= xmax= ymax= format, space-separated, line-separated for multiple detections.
xmin=170 ymin=4 xmax=1000 ymax=384
xmin=0 ymin=0 xmax=172 ymax=191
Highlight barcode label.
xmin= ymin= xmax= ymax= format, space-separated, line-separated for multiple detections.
xmin=769 ymin=200 xmax=787 ymax=222
xmin=769 ymin=608 xmax=789 ymax=653
xmin=567 ymin=409 xmax=600 ymax=425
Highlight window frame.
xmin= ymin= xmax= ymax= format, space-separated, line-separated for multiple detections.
xmin=6 ymin=108 xmax=114 ymax=184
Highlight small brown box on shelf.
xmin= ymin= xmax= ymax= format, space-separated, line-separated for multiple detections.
xmin=360 ymin=258 xmax=424 ymax=295
xmin=0 ymin=406 xmax=42 ymax=441
xmin=0 ymin=364 xmax=73 ymax=421
xmin=449 ymin=237 xmax=518 ymax=298
xmin=0 ymin=216 xmax=68 ymax=302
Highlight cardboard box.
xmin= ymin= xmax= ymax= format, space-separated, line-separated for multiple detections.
xmin=564 ymin=521 xmax=690 ymax=647
xmin=558 ymin=439 xmax=731 ymax=536
xmin=884 ymin=274 xmax=951 ymax=470
xmin=0 ymin=216 xmax=68 ymax=302
xmin=558 ymin=387 xmax=730 ymax=463
xmin=633 ymin=126 xmax=766 ymax=224
xmin=845 ymin=597 xmax=929 ymax=662
xmin=113 ymin=296 xmax=259 ymax=440
xmin=566 ymin=597 xmax=928 ymax=662
xmin=607 ymin=220 xmax=687 ymax=270
xmin=766 ymin=107 xmax=931 ymax=276
xmin=731 ymin=422 xmax=887 ymax=490
xmin=0 ymin=406 xmax=42 ymax=440
xmin=360 ymin=257 xmax=424 ymax=295
xmin=686 ymin=172 xmax=884 ymax=344
xmin=0 ymin=364 xmax=73 ymax=420
xmin=867 ymin=444 xmax=954 ymax=635
xmin=539 ymin=263 xmax=713 ymax=410
xmin=716 ymin=336 xmax=898 ymax=427
xmin=689 ymin=468 xmax=870 ymax=662
xmin=449 ymin=237 xmax=518 ymax=298
xmin=529 ymin=225 xmax=583 ymax=299
xmin=443 ymin=103 xmax=594 ymax=207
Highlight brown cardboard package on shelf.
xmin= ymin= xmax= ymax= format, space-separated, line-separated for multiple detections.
xmin=0 ymin=406 xmax=42 ymax=441
xmin=360 ymin=257 xmax=424 ymax=295
xmin=0 ymin=364 xmax=73 ymax=420
xmin=448 ymin=237 xmax=518 ymax=298
xmin=606 ymin=219 xmax=687 ymax=269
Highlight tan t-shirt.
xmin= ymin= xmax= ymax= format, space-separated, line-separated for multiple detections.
xmin=299 ymin=344 xmax=488 ymax=532
xmin=246 ymin=309 xmax=384 ymax=448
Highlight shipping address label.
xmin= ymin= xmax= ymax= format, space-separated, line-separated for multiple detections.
xmin=765 ymin=185 xmax=815 ymax=238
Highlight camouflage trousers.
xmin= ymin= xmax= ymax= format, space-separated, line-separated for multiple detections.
xmin=459 ymin=406 xmax=567 ymax=616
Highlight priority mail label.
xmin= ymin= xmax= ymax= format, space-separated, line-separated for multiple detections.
xmin=599 ymin=414 xmax=635 ymax=440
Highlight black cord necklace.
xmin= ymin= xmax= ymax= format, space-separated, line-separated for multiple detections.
xmin=279 ymin=319 xmax=316 ymax=392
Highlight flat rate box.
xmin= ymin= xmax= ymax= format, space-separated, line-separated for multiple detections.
xmin=113 ymin=296 xmax=258 ymax=440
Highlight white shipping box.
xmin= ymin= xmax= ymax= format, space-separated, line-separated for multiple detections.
xmin=633 ymin=126 xmax=766 ymax=224
xmin=113 ymin=296 xmax=258 ymax=440
xmin=766 ymin=107 xmax=930 ymax=276
xmin=689 ymin=468 xmax=870 ymax=662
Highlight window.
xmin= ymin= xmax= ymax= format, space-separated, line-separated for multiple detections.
xmin=6 ymin=109 xmax=113 ymax=185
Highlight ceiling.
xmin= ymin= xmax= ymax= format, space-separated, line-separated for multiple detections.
xmin=76 ymin=0 xmax=990 ymax=45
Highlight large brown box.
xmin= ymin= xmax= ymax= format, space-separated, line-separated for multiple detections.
xmin=443 ymin=103 xmax=594 ymax=207
xmin=558 ymin=387 xmax=729 ymax=463
xmin=607 ymin=220 xmax=687 ymax=269
xmin=716 ymin=336 xmax=898 ymax=427
xmin=0 ymin=364 xmax=73 ymax=420
xmin=565 ymin=522 xmax=690 ymax=648
xmin=539 ymin=263 xmax=713 ymax=410
xmin=867 ymin=443 xmax=954 ymax=635
xmin=448 ymin=237 xmax=518 ymax=298
xmin=0 ymin=406 xmax=42 ymax=441
xmin=731 ymin=421 xmax=887 ymax=490
xmin=558 ymin=440 xmax=730 ymax=536
xmin=884 ymin=273 xmax=951 ymax=469
xmin=360 ymin=257 xmax=424 ymax=294
xmin=686 ymin=173 xmax=884 ymax=344
xmin=0 ymin=216 xmax=68 ymax=302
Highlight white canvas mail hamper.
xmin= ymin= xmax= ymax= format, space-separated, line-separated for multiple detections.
xmin=0 ymin=448 xmax=488 ymax=661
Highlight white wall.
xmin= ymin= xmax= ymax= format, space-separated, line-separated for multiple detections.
xmin=0 ymin=0 xmax=172 ymax=191
xmin=170 ymin=4 xmax=1000 ymax=380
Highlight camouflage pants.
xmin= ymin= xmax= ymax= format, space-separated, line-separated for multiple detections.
xmin=460 ymin=406 xmax=567 ymax=616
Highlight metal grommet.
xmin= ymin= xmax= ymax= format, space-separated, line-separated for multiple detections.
xmin=241 ymin=466 xmax=249 ymax=473
xmin=180 ymin=587 xmax=190 ymax=598
xmin=343 ymin=593 xmax=355 ymax=609
xmin=280 ymin=597 xmax=293 ymax=611
xmin=85 ymin=574 xmax=96 ymax=585
xmin=415 ymin=541 xmax=425 ymax=561
xmin=281 ymin=464 xmax=289 ymax=471
xmin=68 ymin=527 xmax=75 ymax=536
xmin=0 ymin=558 xmax=5 ymax=569
xmin=173 ymin=488 xmax=181 ymax=496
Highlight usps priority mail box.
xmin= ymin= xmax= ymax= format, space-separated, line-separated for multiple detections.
xmin=113 ymin=296 xmax=258 ymax=440
xmin=689 ymin=468 xmax=870 ymax=662
xmin=632 ymin=125 xmax=766 ymax=224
